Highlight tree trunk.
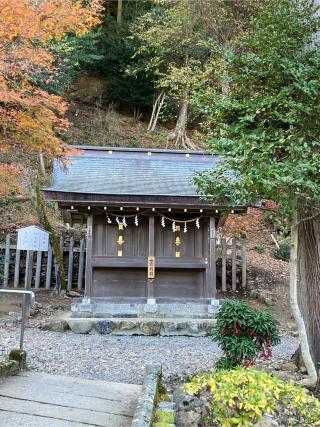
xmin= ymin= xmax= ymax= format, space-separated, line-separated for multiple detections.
xmin=298 ymin=218 xmax=320 ymax=374
xmin=39 ymin=152 xmax=47 ymax=178
xmin=290 ymin=209 xmax=318 ymax=383
xmin=148 ymin=91 xmax=165 ymax=132
xmin=168 ymin=100 xmax=196 ymax=150
xmin=117 ymin=0 xmax=123 ymax=25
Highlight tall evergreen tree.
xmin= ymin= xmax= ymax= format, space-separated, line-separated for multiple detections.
xmin=194 ymin=0 xmax=320 ymax=381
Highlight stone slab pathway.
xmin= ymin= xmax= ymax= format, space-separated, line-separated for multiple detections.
xmin=0 ymin=371 xmax=141 ymax=426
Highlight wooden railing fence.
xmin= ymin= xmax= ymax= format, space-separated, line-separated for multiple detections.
xmin=0 ymin=234 xmax=246 ymax=292
xmin=0 ymin=234 xmax=86 ymax=290
xmin=216 ymin=238 xmax=247 ymax=292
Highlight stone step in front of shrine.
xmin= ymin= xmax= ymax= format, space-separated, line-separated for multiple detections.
xmin=41 ymin=316 xmax=217 ymax=336
xmin=71 ymin=297 xmax=220 ymax=319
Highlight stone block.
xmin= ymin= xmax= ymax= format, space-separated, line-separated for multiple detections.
xmin=139 ymin=320 xmax=161 ymax=335
xmin=40 ymin=320 xmax=69 ymax=333
xmin=160 ymin=321 xmax=188 ymax=336
xmin=94 ymin=320 xmax=114 ymax=335
xmin=111 ymin=320 xmax=141 ymax=335
xmin=9 ymin=349 xmax=27 ymax=369
xmin=68 ymin=319 xmax=93 ymax=334
xmin=144 ymin=303 xmax=158 ymax=314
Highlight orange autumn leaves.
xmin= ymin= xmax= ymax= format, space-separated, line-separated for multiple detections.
xmin=0 ymin=0 xmax=103 ymax=195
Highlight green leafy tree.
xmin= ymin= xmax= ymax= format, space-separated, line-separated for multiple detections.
xmin=82 ymin=0 xmax=156 ymax=112
xmin=128 ymin=0 xmax=265 ymax=148
xmin=128 ymin=0 xmax=209 ymax=148
xmin=194 ymin=0 xmax=320 ymax=382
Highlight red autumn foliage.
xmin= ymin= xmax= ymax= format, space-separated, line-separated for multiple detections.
xmin=0 ymin=0 xmax=103 ymax=195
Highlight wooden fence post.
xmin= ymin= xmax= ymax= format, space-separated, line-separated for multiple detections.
xmin=221 ymin=238 xmax=227 ymax=292
xmin=35 ymin=251 xmax=42 ymax=289
xmin=232 ymin=238 xmax=237 ymax=291
xmin=45 ymin=245 xmax=53 ymax=289
xmin=241 ymin=239 xmax=247 ymax=288
xmin=14 ymin=248 xmax=21 ymax=288
xmin=24 ymin=250 xmax=34 ymax=290
xmin=78 ymin=238 xmax=85 ymax=290
xmin=3 ymin=234 xmax=10 ymax=288
xmin=67 ymin=237 xmax=74 ymax=290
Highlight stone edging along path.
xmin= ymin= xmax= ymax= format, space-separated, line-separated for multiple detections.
xmin=0 ymin=349 xmax=27 ymax=379
xmin=40 ymin=317 xmax=217 ymax=336
xmin=131 ymin=364 xmax=162 ymax=427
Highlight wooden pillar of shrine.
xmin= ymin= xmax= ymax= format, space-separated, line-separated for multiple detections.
xmin=85 ymin=213 xmax=93 ymax=297
xmin=147 ymin=215 xmax=155 ymax=299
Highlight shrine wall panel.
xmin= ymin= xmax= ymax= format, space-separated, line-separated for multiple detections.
xmin=153 ymin=269 xmax=204 ymax=298
xmin=92 ymin=267 xmax=146 ymax=297
xmin=155 ymin=217 xmax=208 ymax=258
xmin=93 ymin=214 xmax=148 ymax=257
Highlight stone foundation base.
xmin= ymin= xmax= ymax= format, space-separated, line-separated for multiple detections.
xmin=71 ymin=298 xmax=220 ymax=320
xmin=41 ymin=317 xmax=217 ymax=337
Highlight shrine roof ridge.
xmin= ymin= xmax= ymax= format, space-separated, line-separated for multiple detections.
xmin=69 ymin=145 xmax=212 ymax=156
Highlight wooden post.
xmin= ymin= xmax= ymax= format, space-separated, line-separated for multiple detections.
xmin=35 ymin=251 xmax=42 ymax=289
xmin=59 ymin=235 xmax=64 ymax=258
xmin=232 ymin=238 xmax=237 ymax=291
xmin=241 ymin=239 xmax=247 ymax=288
xmin=221 ymin=238 xmax=227 ymax=292
xmin=24 ymin=250 xmax=34 ymax=290
xmin=78 ymin=238 xmax=85 ymax=290
xmin=45 ymin=244 xmax=53 ymax=289
xmin=147 ymin=216 xmax=155 ymax=299
xmin=67 ymin=237 xmax=74 ymax=290
xmin=206 ymin=217 xmax=216 ymax=298
xmin=3 ymin=234 xmax=10 ymax=288
xmin=85 ymin=215 xmax=93 ymax=297
xmin=14 ymin=248 xmax=21 ymax=288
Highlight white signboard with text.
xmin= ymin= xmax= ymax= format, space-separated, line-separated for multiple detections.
xmin=17 ymin=226 xmax=49 ymax=252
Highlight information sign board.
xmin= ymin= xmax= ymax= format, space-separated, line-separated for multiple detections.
xmin=17 ymin=226 xmax=49 ymax=252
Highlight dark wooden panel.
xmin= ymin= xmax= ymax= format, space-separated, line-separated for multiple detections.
xmin=91 ymin=256 xmax=207 ymax=269
xmin=92 ymin=214 xmax=148 ymax=257
xmin=155 ymin=217 xmax=207 ymax=258
xmin=154 ymin=269 xmax=204 ymax=298
xmin=92 ymin=268 xmax=146 ymax=297
xmin=157 ymin=257 xmax=207 ymax=269
xmin=92 ymin=257 xmax=147 ymax=267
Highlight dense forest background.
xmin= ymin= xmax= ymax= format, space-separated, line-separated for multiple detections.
xmin=40 ymin=0 xmax=267 ymax=150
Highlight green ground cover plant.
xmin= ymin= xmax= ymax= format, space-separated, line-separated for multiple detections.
xmin=184 ymin=367 xmax=320 ymax=426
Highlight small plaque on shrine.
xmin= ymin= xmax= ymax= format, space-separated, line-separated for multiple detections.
xmin=17 ymin=226 xmax=49 ymax=251
xmin=148 ymin=256 xmax=155 ymax=279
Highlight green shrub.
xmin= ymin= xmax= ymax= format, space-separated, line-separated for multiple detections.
xmin=213 ymin=299 xmax=280 ymax=368
xmin=184 ymin=367 xmax=320 ymax=427
xmin=272 ymin=241 xmax=290 ymax=262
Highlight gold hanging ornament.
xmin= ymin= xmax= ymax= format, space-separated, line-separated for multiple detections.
xmin=117 ymin=235 xmax=124 ymax=245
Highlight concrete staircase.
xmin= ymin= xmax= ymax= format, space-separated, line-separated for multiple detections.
xmin=0 ymin=371 xmax=141 ymax=426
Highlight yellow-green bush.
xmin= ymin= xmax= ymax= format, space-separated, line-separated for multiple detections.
xmin=184 ymin=367 xmax=320 ymax=427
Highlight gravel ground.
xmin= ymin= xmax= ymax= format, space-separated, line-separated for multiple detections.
xmin=0 ymin=326 xmax=299 ymax=385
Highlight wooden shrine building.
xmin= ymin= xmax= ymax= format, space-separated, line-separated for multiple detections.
xmin=43 ymin=146 xmax=246 ymax=317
